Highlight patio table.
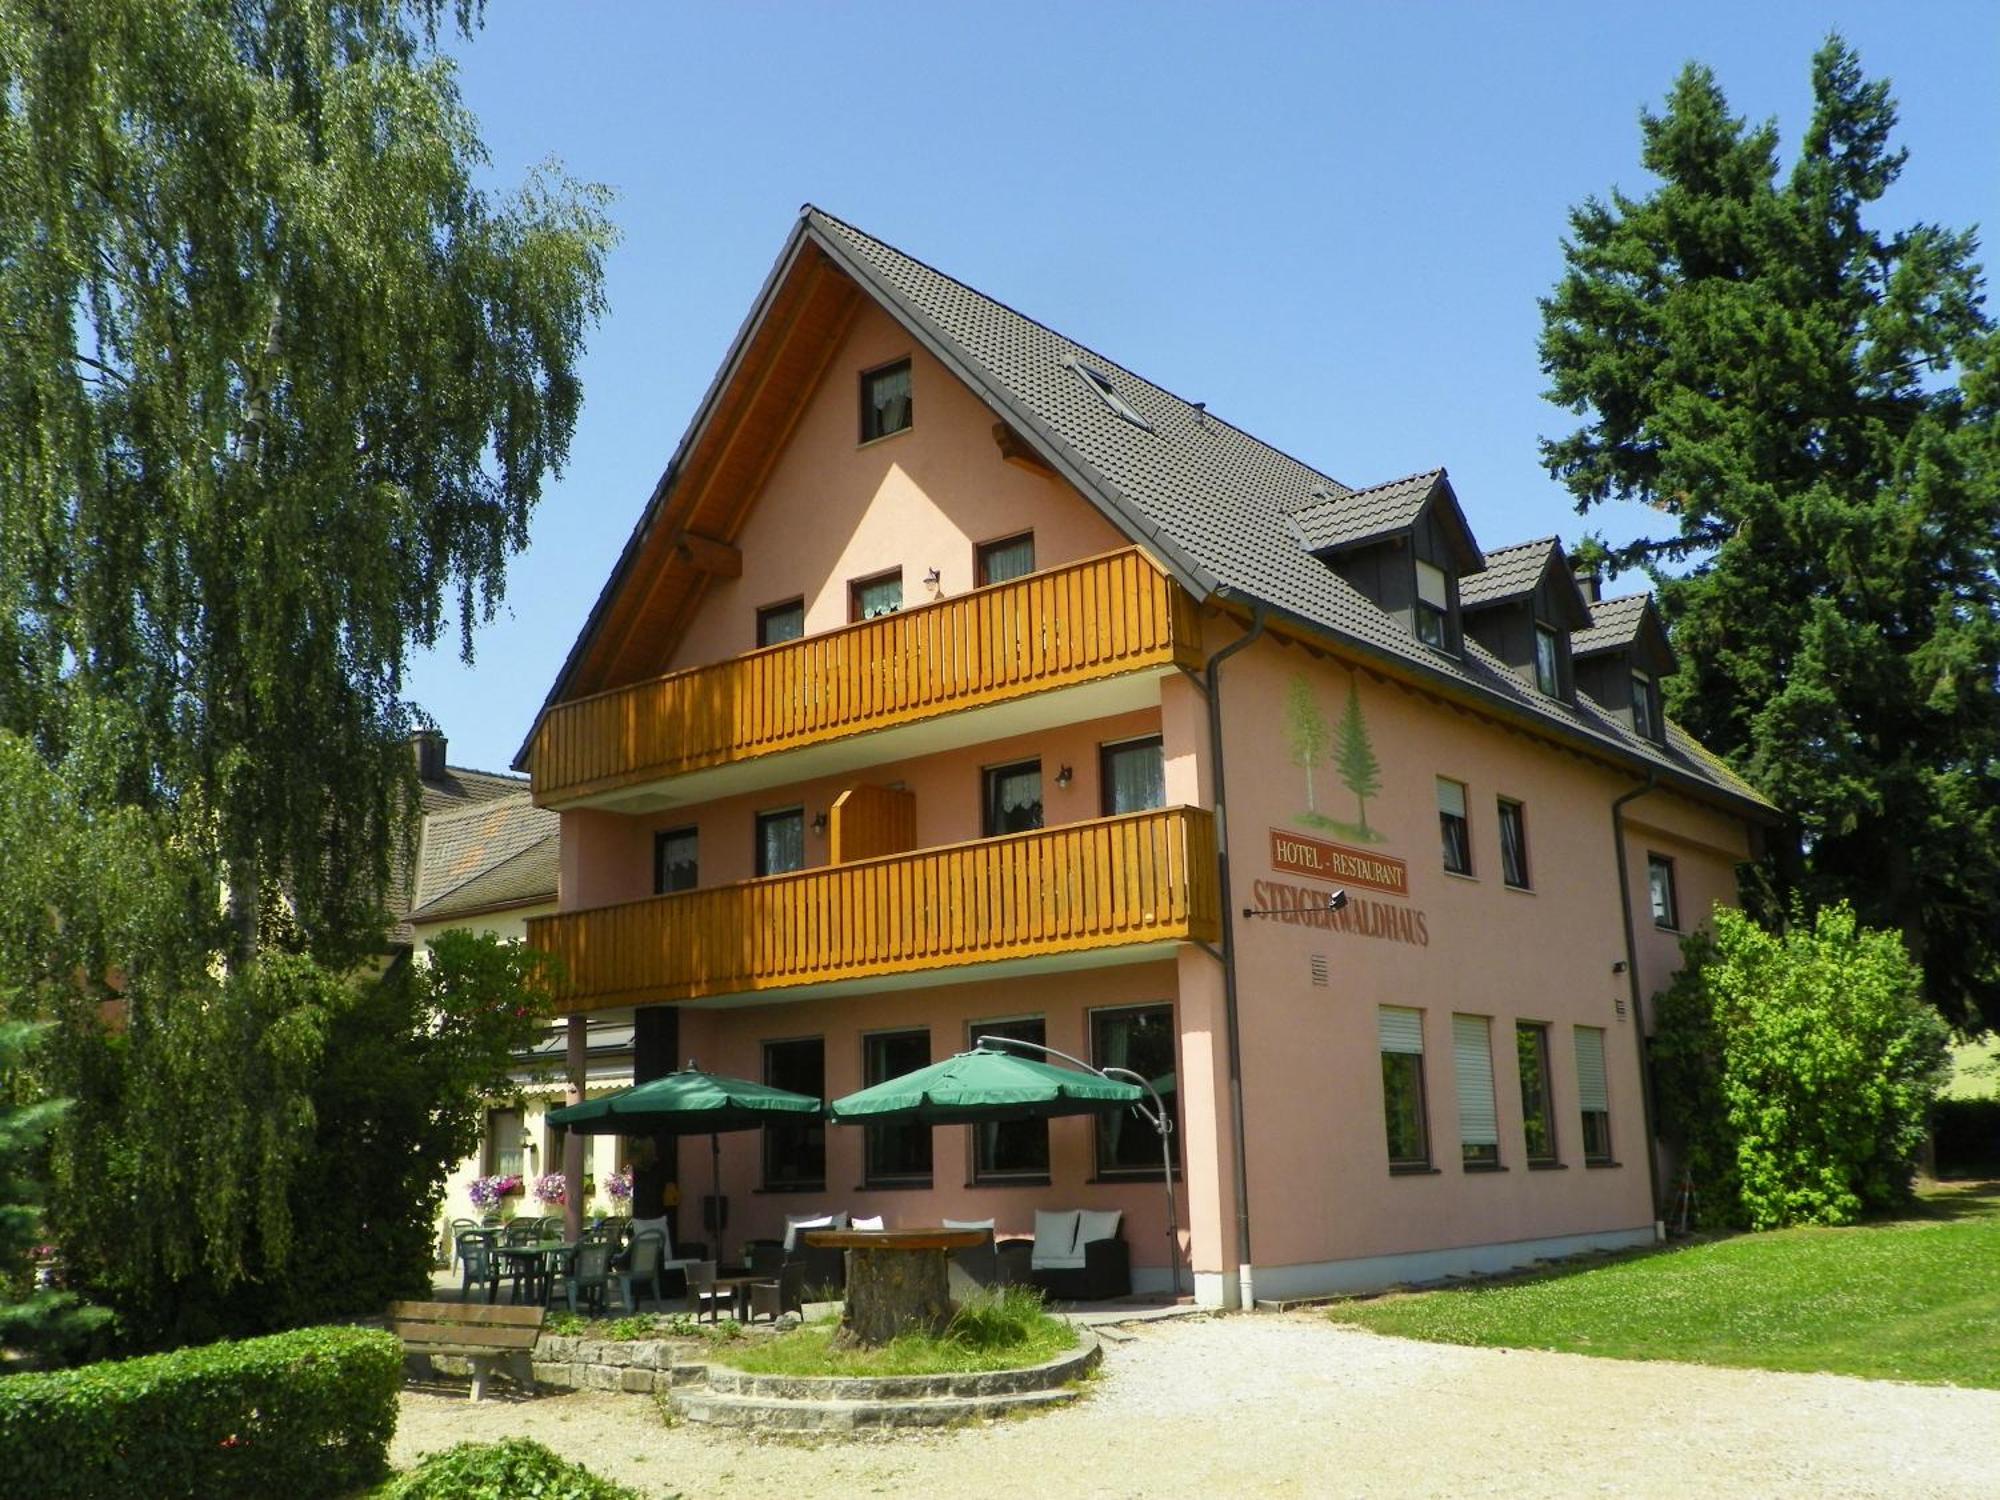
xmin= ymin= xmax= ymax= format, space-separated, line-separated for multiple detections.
xmin=492 ymin=1240 xmax=572 ymax=1305
xmin=805 ymin=1227 xmax=985 ymax=1346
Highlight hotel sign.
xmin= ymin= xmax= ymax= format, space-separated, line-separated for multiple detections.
xmin=1269 ymin=830 xmax=1409 ymax=897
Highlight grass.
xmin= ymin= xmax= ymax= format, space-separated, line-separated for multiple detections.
xmin=711 ymin=1286 xmax=1077 ymax=1378
xmin=543 ymin=1310 xmax=743 ymax=1342
xmin=1325 ymin=1182 xmax=2000 ymax=1389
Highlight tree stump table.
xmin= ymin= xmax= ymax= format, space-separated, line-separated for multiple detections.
xmin=805 ymin=1228 xmax=987 ymax=1348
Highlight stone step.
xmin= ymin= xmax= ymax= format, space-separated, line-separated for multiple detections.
xmin=670 ymin=1383 xmax=1081 ymax=1432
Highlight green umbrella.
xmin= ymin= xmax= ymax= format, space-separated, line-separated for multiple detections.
xmin=548 ymin=1066 xmax=821 ymax=1259
xmin=827 ymin=1047 xmax=1140 ymax=1125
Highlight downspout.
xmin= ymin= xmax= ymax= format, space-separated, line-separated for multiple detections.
xmin=1204 ymin=597 xmax=1268 ymax=1309
xmin=1611 ymin=770 xmax=1663 ymax=1226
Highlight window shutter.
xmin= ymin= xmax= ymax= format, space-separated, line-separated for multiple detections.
xmin=1435 ymin=778 xmax=1467 ymax=819
xmin=1378 ymin=1005 xmax=1424 ymax=1056
xmin=1574 ymin=1027 xmax=1609 ymax=1113
xmin=1452 ymin=1014 xmax=1498 ymax=1146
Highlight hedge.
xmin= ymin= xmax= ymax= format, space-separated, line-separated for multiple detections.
xmin=378 ymin=1438 xmax=641 ymax=1499
xmin=1934 ymin=1098 xmax=2000 ymax=1176
xmin=0 ymin=1324 xmax=400 ymax=1500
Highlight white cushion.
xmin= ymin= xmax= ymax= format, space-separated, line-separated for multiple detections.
xmin=831 ymin=1210 xmax=851 ymax=1229
xmin=850 ymin=1214 xmax=885 ymax=1231
xmin=630 ymin=1216 xmax=672 ymax=1258
xmin=1076 ymin=1209 xmax=1123 ymax=1247
xmin=783 ymin=1213 xmax=833 ymax=1252
xmin=1030 ymin=1209 xmax=1084 ymax=1271
xmin=942 ymin=1217 xmax=995 ymax=1233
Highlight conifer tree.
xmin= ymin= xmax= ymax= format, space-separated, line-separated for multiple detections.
xmin=0 ymin=1021 xmax=107 ymax=1358
xmin=1334 ymin=679 xmax=1382 ymax=835
xmin=1285 ymin=676 xmax=1332 ymax=815
xmin=1539 ymin=37 xmax=2000 ymax=1031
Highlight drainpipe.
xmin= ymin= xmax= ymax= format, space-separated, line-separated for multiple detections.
xmin=1611 ymin=771 xmax=1663 ymax=1225
xmin=1205 ymin=596 xmax=1267 ymax=1310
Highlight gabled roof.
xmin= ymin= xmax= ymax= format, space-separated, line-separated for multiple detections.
xmin=1459 ymin=537 xmax=1593 ymax=630
xmin=1573 ymin=592 xmax=1677 ymax=675
xmin=408 ymin=793 xmax=560 ymax=928
xmin=1287 ymin=469 xmax=1485 ymax=573
xmin=524 ymin=207 xmax=1770 ymax=819
xmin=388 ymin=761 xmax=532 ymax=946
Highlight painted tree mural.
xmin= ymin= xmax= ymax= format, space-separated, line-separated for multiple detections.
xmin=1335 ymin=679 xmax=1382 ymax=835
xmin=1284 ymin=675 xmax=1331 ymax=814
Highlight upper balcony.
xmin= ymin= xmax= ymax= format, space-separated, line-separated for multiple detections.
xmin=527 ymin=805 xmax=1218 ymax=1013
xmin=529 ymin=548 xmax=1204 ymax=811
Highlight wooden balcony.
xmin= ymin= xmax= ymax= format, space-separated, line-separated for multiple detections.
xmin=530 ymin=548 xmax=1203 ymax=809
xmin=527 ymin=806 xmax=1218 ymax=1012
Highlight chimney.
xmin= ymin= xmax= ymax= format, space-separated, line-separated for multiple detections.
xmin=412 ymin=729 xmax=447 ymax=782
xmin=1573 ymin=561 xmax=1601 ymax=605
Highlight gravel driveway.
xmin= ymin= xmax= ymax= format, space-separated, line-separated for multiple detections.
xmin=393 ymin=1313 xmax=2000 ymax=1498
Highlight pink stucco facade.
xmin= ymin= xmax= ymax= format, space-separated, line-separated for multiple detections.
xmin=543 ymin=276 xmax=1759 ymax=1307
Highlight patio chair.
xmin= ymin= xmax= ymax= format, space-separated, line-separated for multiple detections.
xmin=456 ymin=1233 xmax=500 ymax=1302
xmin=448 ymin=1218 xmax=478 ymax=1269
xmin=1012 ymin=1209 xmax=1130 ymax=1301
xmin=943 ymin=1217 xmax=999 ymax=1295
xmin=563 ymin=1239 xmax=615 ymax=1316
xmin=612 ymin=1231 xmax=667 ymax=1313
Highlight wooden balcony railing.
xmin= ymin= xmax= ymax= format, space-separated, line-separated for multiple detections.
xmin=531 ymin=547 xmax=1202 ymax=805
xmin=527 ymin=806 xmax=1218 ymax=1011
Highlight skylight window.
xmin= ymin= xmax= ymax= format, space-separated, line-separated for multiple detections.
xmin=1062 ymin=355 xmax=1152 ymax=430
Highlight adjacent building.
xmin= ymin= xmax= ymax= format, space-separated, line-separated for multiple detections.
xmin=513 ymin=208 xmax=1771 ymax=1307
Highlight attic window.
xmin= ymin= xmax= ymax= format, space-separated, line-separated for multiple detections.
xmin=1062 ymin=355 xmax=1152 ymax=431
xmin=1415 ymin=560 xmax=1451 ymax=650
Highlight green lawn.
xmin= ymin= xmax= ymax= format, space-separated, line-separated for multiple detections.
xmin=712 ymin=1286 xmax=1077 ymax=1378
xmin=1326 ymin=1183 xmax=2000 ymax=1388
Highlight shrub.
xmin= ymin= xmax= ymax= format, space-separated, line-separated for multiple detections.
xmin=380 ymin=1438 xmax=640 ymax=1500
xmin=1653 ymin=903 xmax=1951 ymax=1228
xmin=0 ymin=1324 xmax=399 ymax=1500
xmin=1933 ymin=1098 xmax=2000 ymax=1176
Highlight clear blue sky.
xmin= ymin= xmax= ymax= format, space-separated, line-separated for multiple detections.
xmin=407 ymin=2 xmax=2000 ymax=774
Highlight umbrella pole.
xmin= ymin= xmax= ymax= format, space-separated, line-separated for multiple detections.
xmin=710 ymin=1131 xmax=723 ymax=1267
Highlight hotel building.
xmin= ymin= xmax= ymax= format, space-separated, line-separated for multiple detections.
xmin=515 ymin=208 xmax=1770 ymax=1307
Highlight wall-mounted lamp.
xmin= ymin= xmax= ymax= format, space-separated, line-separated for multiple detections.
xmin=522 ymin=1133 xmax=538 ymax=1157
xmin=1243 ymin=889 xmax=1348 ymax=919
xmin=812 ymin=811 xmax=829 ymax=835
xmin=1611 ymin=959 xmax=1628 ymax=974
xmin=1055 ymin=765 xmax=1073 ymax=789
xmin=923 ymin=566 xmax=942 ymax=594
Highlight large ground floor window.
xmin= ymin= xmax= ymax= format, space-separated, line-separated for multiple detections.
xmin=971 ymin=1015 xmax=1049 ymax=1181
xmin=1091 ymin=1003 xmax=1180 ymax=1176
xmin=863 ymin=1028 xmax=933 ymax=1186
xmin=762 ymin=1036 xmax=825 ymax=1190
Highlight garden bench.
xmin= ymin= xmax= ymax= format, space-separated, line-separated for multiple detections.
xmin=388 ymin=1299 xmax=545 ymax=1401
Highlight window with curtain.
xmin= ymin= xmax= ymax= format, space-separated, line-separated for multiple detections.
xmin=863 ymin=1029 xmax=932 ymax=1185
xmin=1452 ymin=1014 xmax=1500 ymax=1169
xmin=976 ymin=532 xmax=1036 ymax=587
xmin=983 ymin=760 xmax=1043 ymax=836
xmin=1516 ymin=1022 xmax=1558 ymax=1166
xmin=762 ymin=1037 xmax=825 ymax=1190
xmin=860 ymin=359 xmax=912 ymax=441
xmin=849 ymin=569 xmax=903 ymax=622
xmin=1437 ymin=777 xmax=1471 ymax=875
xmin=971 ymin=1016 xmax=1048 ymax=1180
xmin=1415 ymin=559 xmax=1450 ymax=649
xmin=1100 ymin=737 xmax=1166 ymax=817
xmin=1378 ymin=1006 xmax=1430 ymax=1170
xmin=1497 ymin=799 xmax=1529 ymax=889
xmin=757 ymin=598 xmax=804 ymax=647
xmin=654 ymin=827 xmax=698 ymax=894
xmin=756 ymin=808 xmax=805 ymax=877
xmin=1575 ymin=1026 xmax=1612 ymax=1164
xmin=484 ymin=1107 xmax=523 ymax=1178
xmin=1534 ymin=622 xmax=1561 ymax=697
xmin=1648 ymin=852 xmax=1679 ymax=929
xmin=1092 ymin=1004 xmax=1179 ymax=1176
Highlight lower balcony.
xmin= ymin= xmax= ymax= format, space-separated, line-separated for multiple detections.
xmin=527 ymin=806 xmax=1218 ymax=1013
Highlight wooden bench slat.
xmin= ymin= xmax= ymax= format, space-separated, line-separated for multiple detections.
xmin=389 ymin=1299 xmax=545 ymax=1327
xmin=394 ymin=1323 xmax=541 ymax=1351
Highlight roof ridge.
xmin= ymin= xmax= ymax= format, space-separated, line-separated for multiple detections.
xmin=425 ymin=788 xmax=542 ymax=825
xmin=803 ymin=206 xmax=1357 ymax=499
xmin=1480 ymin=535 xmax=1561 ymax=556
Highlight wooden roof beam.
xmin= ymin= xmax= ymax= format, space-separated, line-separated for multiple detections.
xmin=673 ymin=531 xmax=742 ymax=577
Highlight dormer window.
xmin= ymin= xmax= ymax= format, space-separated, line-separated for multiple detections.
xmin=1415 ymin=560 xmax=1450 ymax=649
xmin=1631 ymin=671 xmax=1659 ymax=741
xmin=1534 ymin=623 xmax=1561 ymax=698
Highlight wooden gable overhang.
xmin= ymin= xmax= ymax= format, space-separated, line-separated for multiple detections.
xmin=514 ymin=216 xmax=1212 ymax=772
